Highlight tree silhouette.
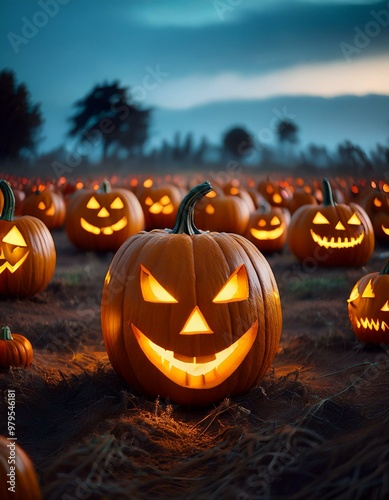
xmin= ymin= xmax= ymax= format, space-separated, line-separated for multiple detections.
xmin=68 ymin=81 xmax=151 ymax=160
xmin=276 ymin=120 xmax=299 ymax=144
xmin=0 ymin=69 xmax=43 ymax=160
xmin=222 ymin=127 xmax=253 ymax=159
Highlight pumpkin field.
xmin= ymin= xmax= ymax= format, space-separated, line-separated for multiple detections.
xmin=0 ymin=171 xmax=388 ymax=499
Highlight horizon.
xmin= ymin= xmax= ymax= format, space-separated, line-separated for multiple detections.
xmin=1 ymin=0 xmax=389 ymax=156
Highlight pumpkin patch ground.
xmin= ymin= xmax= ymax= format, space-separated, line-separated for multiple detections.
xmin=0 ymin=205 xmax=389 ymax=498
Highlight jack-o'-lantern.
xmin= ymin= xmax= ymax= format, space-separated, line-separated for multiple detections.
xmin=0 ymin=180 xmax=56 ymax=298
xmin=0 ymin=435 xmax=41 ymax=499
xmin=222 ymin=182 xmax=256 ymax=212
xmin=258 ymin=178 xmax=292 ymax=208
xmin=194 ymin=191 xmax=250 ymax=235
xmin=288 ymin=178 xmax=374 ymax=267
xmin=22 ymin=188 xmax=66 ymax=230
xmin=138 ymin=183 xmax=182 ymax=230
xmin=288 ymin=187 xmax=317 ymax=215
xmin=360 ymin=189 xmax=389 ymax=243
xmin=101 ymin=182 xmax=282 ymax=407
xmin=244 ymin=202 xmax=288 ymax=253
xmin=65 ymin=180 xmax=145 ymax=252
xmin=348 ymin=259 xmax=389 ymax=344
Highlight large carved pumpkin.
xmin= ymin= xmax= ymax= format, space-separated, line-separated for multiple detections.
xmin=0 ymin=180 xmax=56 ymax=298
xmin=65 ymin=180 xmax=145 ymax=252
xmin=347 ymin=259 xmax=389 ymax=344
xmin=101 ymin=182 xmax=282 ymax=407
xmin=288 ymin=178 xmax=374 ymax=267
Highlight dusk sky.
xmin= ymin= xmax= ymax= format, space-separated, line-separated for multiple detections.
xmin=1 ymin=0 xmax=389 ymax=154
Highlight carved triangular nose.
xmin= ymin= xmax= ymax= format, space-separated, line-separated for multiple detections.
xmin=97 ymin=207 xmax=110 ymax=218
xmin=180 ymin=306 xmax=213 ymax=335
xmin=335 ymin=221 xmax=346 ymax=230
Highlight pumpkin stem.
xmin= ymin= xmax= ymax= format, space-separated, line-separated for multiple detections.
xmin=169 ymin=181 xmax=213 ymax=235
xmin=99 ymin=180 xmax=111 ymax=193
xmin=379 ymin=259 xmax=389 ymax=276
xmin=0 ymin=180 xmax=15 ymax=221
xmin=0 ymin=326 xmax=13 ymax=341
xmin=322 ymin=178 xmax=335 ymax=207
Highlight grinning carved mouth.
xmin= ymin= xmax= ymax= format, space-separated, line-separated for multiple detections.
xmin=0 ymin=251 xmax=29 ymax=274
xmin=131 ymin=321 xmax=258 ymax=389
xmin=250 ymin=224 xmax=285 ymax=241
xmin=356 ymin=317 xmax=388 ymax=332
xmin=310 ymin=229 xmax=364 ymax=249
xmin=80 ymin=217 xmax=127 ymax=235
xmin=382 ymin=225 xmax=389 ymax=236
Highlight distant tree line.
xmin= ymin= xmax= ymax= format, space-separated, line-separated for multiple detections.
xmin=0 ymin=69 xmax=388 ymax=177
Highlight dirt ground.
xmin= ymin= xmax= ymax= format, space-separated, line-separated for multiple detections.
xmin=1 ymin=228 xmax=389 ymax=499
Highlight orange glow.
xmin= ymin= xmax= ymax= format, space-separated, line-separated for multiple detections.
xmin=213 ymin=264 xmax=248 ymax=303
xmin=131 ymin=321 xmax=258 ymax=389
xmin=180 ymin=306 xmax=213 ymax=335
xmin=140 ymin=265 xmax=177 ymax=303
xmin=361 ymin=279 xmax=375 ymax=298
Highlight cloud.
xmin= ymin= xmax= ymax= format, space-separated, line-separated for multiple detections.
xmin=145 ymin=54 xmax=389 ymax=109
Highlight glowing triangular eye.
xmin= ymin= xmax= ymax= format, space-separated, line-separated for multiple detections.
xmin=362 ymin=279 xmax=375 ymax=298
xmin=2 ymin=226 xmax=27 ymax=247
xmin=347 ymin=213 xmax=362 ymax=225
xmin=213 ymin=264 xmax=249 ymax=303
xmin=140 ymin=265 xmax=177 ymax=303
xmin=381 ymin=300 xmax=389 ymax=312
xmin=159 ymin=195 xmax=171 ymax=205
xmin=38 ymin=201 xmax=46 ymax=210
xmin=86 ymin=196 xmax=100 ymax=209
xmin=205 ymin=204 xmax=215 ymax=215
xmin=145 ymin=196 xmax=153 ymax=206
xmin=347 ymin=284 xmax=360 ymax=303
xmin=312 ymin=212 xmax=330 ymax=224
xmin=270 ymin=216 xmax=280 ymax=226
xmin=374 ymin=197 xmax=382 ymax=208
xmin=110 ymin=197 xmax=124 ymax=209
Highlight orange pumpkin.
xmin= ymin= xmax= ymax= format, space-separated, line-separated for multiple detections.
xmin=0 ymin=180 xmax=56 ymax=298
xmin=347 ymin=259 xmax=389 ymax=344
xmin=0 ymin=436 xmax=41 ymax=499
xmin=0 ymin=326 xmax=33 ymax=368
xmin=65 ymin=180 xmax=145 ymax=252
xmin=288 ymin=178 xmax=374 ymax=267
xmin=194 ymin=190 xmax=250 ymax=235
xmin=137 ymin=182 xmax=182 ymax=230
xmin=21 ymin=189 xmax=66 ymax=230
xmin=360 ymin=189 xmax=389 ymax=243
xmin=101 ymin=182 xmax=282 ymax=407
xmin=244 ymin=202 xmax=288 ymax=253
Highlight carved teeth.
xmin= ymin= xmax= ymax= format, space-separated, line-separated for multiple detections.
xmin=356 ymin=317 xmax=388 ymax=331
xmin=310 ymin=230 xmax=364 ymax=248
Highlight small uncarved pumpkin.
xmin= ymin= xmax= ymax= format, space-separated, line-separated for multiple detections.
xmin=0 ymin=435 xmax=41 ymax=500
xmin=101 ymin=182 xmax=282 ymax=407
xmin=0 ymin=326 xmax=33 ymax=368
xmin=347 ymin=259 xmax=389 ymax=344
xmin=0 ymin=180 xmax=56 ymax=298
xmin=288 ymin=178 xmax=374 ymax=267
